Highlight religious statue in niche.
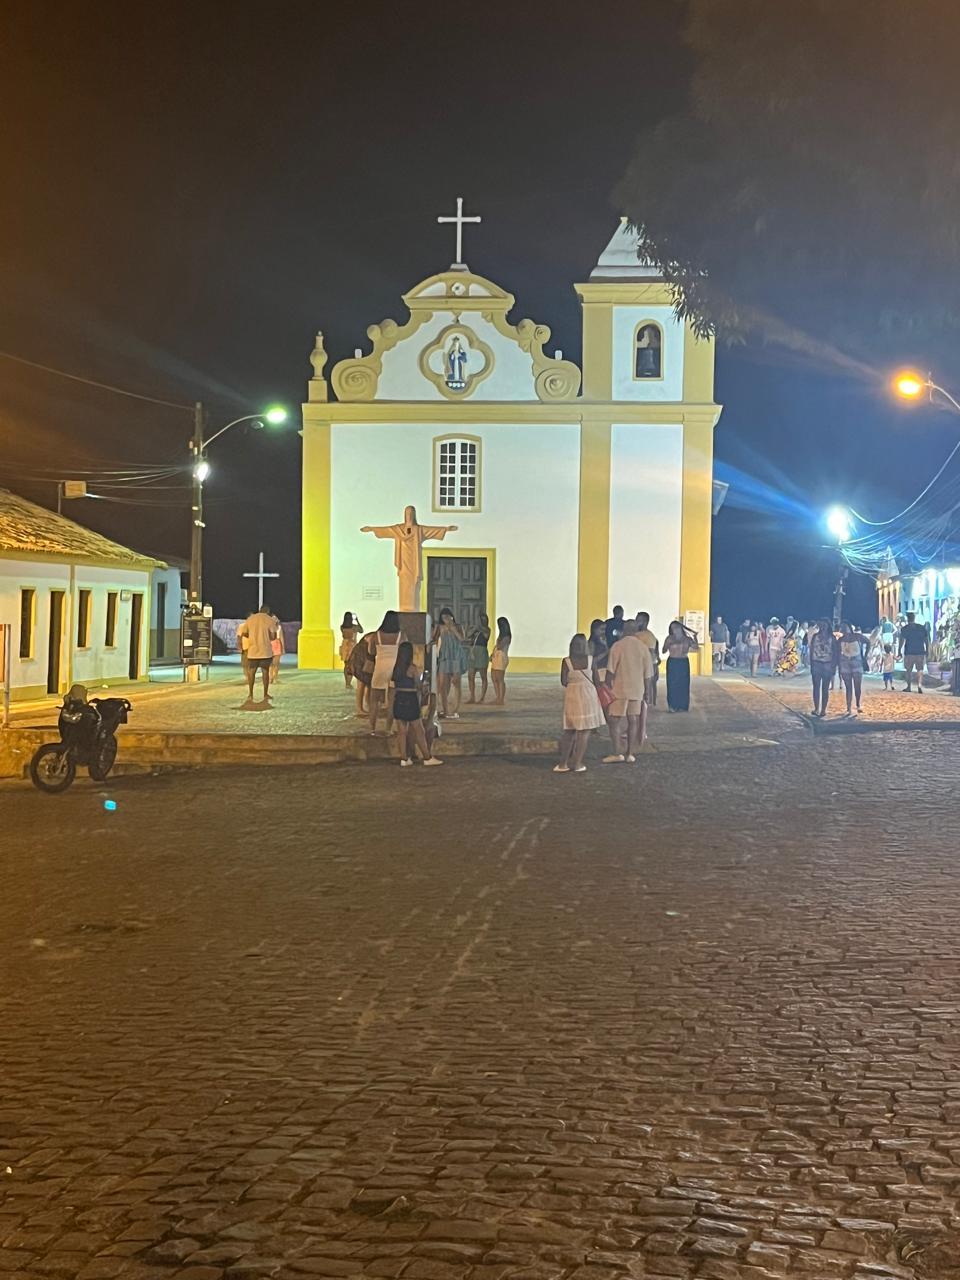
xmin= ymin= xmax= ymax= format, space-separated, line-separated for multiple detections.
xmin=361 ymin=505 xmax=458 ymax=611
xmin=445 ymin=335 xmax=468 ymax=390
xmin=635 ymin=324 xmax=662 ymax=378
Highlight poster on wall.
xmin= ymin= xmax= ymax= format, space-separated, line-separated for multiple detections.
xmin=683 ymin=609 xmax=706 ymax=645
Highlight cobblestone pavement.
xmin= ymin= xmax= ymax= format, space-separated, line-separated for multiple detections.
xmin=731 ymin=670 xmax=960 ymax=729
xmin=3 ymin=736 xmax=960 ymax=1279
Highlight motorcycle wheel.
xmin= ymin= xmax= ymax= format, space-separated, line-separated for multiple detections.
xmin=29 ymin=744 xmax=77 ymax=794
xmin=89 ymin=733 xmax=118 ymax=782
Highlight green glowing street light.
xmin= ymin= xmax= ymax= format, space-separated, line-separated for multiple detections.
xmin=189 ymin=403 xmax=292 ymax=610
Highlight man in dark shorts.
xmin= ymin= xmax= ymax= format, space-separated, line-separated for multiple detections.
xmin=237 ymin=604 xmax=278 ymax=705
xmin=898 ymin=611 xmax=929 ymax=693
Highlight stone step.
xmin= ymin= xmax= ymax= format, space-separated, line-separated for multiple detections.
xmin=0 ymin=726 xmax=560 ymax=778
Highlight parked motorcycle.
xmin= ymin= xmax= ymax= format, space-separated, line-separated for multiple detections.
xmin=29 ymin=685 xmax=131 ymax=793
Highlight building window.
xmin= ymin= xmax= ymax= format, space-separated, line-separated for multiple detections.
xmin=105 ymin=592 xmax=119 ymax=647
xmin=18 ymin=589 xmax=35 ymax=660
xmin=77 ymin=589 xmax=92 ymax=648
xmin=634 ymin=321 xmax=663 ymax=379
xmin=435 ymin=436 xmax=480 ymax=511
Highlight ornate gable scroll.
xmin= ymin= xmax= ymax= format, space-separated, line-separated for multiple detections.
xmin=329 ymin=270 xmax=582 ymax=403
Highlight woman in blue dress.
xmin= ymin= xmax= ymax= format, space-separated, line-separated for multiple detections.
xmin=432 ymin=607 xmax=468 ymax=719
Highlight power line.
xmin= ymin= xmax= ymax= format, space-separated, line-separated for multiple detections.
xmin=0 ymin=349 xmax=193 ymax=412
xmin=849 ymin=435 xmax=960 ymax=527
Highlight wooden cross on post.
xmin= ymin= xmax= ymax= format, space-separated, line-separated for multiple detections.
xmin=243 ymin=551 xmax=279 ymax=609
xmin=437 ymin=196 xmax=481 ymax=269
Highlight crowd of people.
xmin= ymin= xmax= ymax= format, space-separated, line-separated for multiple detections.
xmin=709 ymin=611 xmax=932 ymax=717
xmin=236 ymin=601 xmax=934 ymax=761
xmin=337 ymin=609 xmax=512 ymax=766
xmin=330 ymin=603 xmax=700 ymax=771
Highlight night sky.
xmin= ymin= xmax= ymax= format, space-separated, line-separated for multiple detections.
xmin=2 ymin=2 xmax=954 ymax=626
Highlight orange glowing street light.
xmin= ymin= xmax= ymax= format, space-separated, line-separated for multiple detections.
xmin=894 ymin=371 xmax=926 ymax=399
xmin=892 ymin=370 xmax=960 ymax=417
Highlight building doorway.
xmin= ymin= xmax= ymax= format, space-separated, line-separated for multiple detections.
xmin=155 ymin=581 xmax=167 ymax=659
xmin=426 ymin=556 xmax=487 ymax=631
xmin=47 ymin=590 xmax=64 ymax=695
xmin=129 ymin=593 xmax=143 ymax=679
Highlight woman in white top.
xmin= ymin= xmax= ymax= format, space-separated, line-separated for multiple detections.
xmin=838 ymin=620 xmax=867 ymax=715
xmin=490 ymin=616 xmax=512 ymax=706
xmin=555 ymin=634 xmax=605 ymax=773
xmin=368 ymin=609 xmax=404 ymax=735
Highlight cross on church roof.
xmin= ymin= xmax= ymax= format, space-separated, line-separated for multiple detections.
xmin=437 ymin=196 xmax=481 ymax=271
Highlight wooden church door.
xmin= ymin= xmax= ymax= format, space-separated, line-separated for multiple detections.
xmin=427 ymin=557 xmax=486 ymax=629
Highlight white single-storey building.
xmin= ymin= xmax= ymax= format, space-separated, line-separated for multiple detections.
xmin=0 ymin=488 xmax=161 ymax=700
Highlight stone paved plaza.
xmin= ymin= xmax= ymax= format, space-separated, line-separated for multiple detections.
xmin=3 ymin=729 xmax=960 ymax=1279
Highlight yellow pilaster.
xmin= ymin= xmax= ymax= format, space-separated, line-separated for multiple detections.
xmin=299 ymin=416 xmax=335 ymax=669
xmin=578 ymin=302 xmax=612 ymax=400
xmin=679 ymin=411 xmax=716 ymax=675
xmin=577 ymin=416 xmax=611 ymax=634
xmin=682 ymin=324 xmax=716 ymax=403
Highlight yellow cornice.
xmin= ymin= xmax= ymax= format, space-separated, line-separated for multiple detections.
xmin=402 ymin=270 xmax=513 ymax=313
xmin=328 ymin=270 xmax=582 ymax=403
xmin=302 ymin=401 xmax=721 ymax=426
xmin=575 ymin=282 xmax=676 ymax=306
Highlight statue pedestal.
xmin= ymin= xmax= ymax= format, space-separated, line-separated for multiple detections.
xmin=298 ymin=627 xmax=336 ymax=670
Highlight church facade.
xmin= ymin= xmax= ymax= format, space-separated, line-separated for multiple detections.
xmin=300 ymin=217 xmax=722 ymax=673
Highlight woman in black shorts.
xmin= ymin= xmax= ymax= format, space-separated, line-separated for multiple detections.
xmin=391 ymin=642 xmax=443 ymax=768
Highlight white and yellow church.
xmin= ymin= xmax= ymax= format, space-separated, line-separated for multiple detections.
xmin=300 ymin=210 xmax=722 ymax=673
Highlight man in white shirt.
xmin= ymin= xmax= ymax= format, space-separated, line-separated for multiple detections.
xmin=604 ymin=620 xmax=654 ymax=763
xmin=236 ymin=605 xmax=278 ymax=704
xmin=766 ymin=617 xmax=786 ymax=674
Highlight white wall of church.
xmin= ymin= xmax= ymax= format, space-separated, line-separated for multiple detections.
xmin=330 ymin=422 xmax=580 ymax=656
xmin=607 ymin=423 xmax=684 ymax=638
xmin=612 ymin=304 xmax=685 ymax=401
xmin=375 ymin=312 xmax=539 ymax=402
xmin=0 ymin=559 xmax=151 ymax=695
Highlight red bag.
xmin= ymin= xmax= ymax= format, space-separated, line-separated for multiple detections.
xmin=597 ymin=683 xmax=615 ymax=710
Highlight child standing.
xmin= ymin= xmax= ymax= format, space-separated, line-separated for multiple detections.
xmin=882 ymin=644 xmax=896 ymax=690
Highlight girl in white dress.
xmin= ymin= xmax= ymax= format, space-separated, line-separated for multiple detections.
xmin=555 ymin=633 xmax=605 ymax=773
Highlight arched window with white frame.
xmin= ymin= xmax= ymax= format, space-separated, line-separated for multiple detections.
xmin=434 ymin=435 xmax=481 ymax=512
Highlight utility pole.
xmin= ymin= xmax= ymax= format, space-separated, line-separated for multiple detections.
xmin=189 ymin=400 xmax=205 ymax=608
xmin=833 ymin=558 xmax=848 ymax=626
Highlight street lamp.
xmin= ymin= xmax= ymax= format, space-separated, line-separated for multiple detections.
xmin=188 ymin=403 xmax=289 ymax=608
xmin=893 ymin=370 xmax=960 ymax=415
xmin=826 ymin=504 xmax=853 ymax=543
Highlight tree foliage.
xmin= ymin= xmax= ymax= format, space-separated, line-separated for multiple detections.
xmin=617 ymin=1 xmax=960 ymax=373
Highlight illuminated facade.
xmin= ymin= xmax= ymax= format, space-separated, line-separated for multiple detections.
xmin=300 ymin=220 xmax=722 ymax=673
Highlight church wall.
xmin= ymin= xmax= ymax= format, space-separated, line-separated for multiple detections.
xmin=375 ymin=312 xmax=539 ymax=402
xmin=607 ymin=423 xmax=684 ymax=638
xmin=329 ymin=421 xmax=580 ymax=658
xmin=611 ymin=304 xmax=685 ymax=401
